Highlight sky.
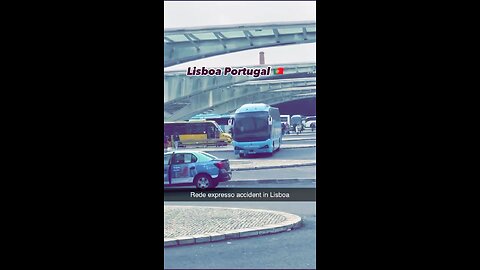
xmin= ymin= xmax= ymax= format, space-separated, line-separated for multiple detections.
xmin=164 ymin=1 xmax=316 ymax=71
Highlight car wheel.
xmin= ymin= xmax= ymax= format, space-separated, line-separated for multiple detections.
xmin=194 ymin=174 xmax=215 ymax=189
xmin=239 ymin=153 xmax=245 ymax=158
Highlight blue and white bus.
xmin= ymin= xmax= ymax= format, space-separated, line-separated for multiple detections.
xmin=232 ymin=103 xmax=282 ymax=157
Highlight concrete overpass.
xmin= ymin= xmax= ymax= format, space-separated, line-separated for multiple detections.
xmin=164 ymin=62 xmax=316 ymax=120
xmin=212 ymin=87 xmax=316 ymax=116
xmin=166 ymin=77 xmax=316 ymax=120
xmin=164 ymin=21 xmax=317 ymax=120
xmin=164 ymin=21 xmax=316 ymax=67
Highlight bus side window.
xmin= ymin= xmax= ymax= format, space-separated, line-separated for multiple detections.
xmin=207 ymin=125 xmax=216 ymax=139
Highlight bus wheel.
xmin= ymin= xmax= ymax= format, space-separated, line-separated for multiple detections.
xmin=194 ymin=174 xmax=214 ymax=189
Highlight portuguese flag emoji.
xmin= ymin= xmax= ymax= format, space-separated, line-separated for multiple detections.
xmin=273 ymin=67 xmax=284 ymax=75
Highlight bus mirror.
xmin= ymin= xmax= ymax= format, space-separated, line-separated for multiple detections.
xmin=268 ymin=116 xmax=273 ymax=125
xmin=228 ymin=119 xmax=233 ymax=126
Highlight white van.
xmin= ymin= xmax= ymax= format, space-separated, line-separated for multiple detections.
xmin=305 ymin=116 xmax=316 ymax=128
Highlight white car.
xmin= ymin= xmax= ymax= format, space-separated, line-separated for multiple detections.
xmin=305 ymin=116 xmax=316 ymax=129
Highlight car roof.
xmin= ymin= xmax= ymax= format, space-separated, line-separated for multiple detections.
xmin=164 ymin=150 xmax=211 ymax=155
xmin=235 ymin=103 xmax=270 ymax=113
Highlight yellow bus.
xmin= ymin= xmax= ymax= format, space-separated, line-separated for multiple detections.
xmin=164 ymin=120 xmax=232 ymax=147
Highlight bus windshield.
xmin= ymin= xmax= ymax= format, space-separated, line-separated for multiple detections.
xmin=212 ymin=121 xmax=224 ymax=133
xmin=233 ymin=111 xmax=270 ymax=142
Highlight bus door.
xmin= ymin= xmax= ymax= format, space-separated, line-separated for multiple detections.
xmin=164 ymin=154 xmax=172 ymax=185
xmin=205 ymin=125 xmax=215 ymax=138
xmin=206 ymin=124 xmax=218 ymax=144
xmin=170 ymin=153 xmax=198 ymax=184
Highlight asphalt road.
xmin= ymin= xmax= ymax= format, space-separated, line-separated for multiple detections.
xmin=204 ymin=145 xmax=316 ymax=161
xmin=164 ymin=181 xmax=316 ymax=189
xmin=218 ymin=165 xmax=317 ymax=187
xmin=164 ymin=202 xmax=316 ymax=269
xmin=231 ymin=165 xmax=316 ymax=181
xmin=164 ymin=138 xmax=316 ymax=189
xmin=163 ymin=164 xmax=316 ymax=189
xmin=282 ymin=139 xmax=316 ymax=145
xmin=219 ymin=181 xmax=316 ymax=188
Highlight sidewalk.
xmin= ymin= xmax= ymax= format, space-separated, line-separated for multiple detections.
xmin=164 ymin=206 xmax=302 ymax=247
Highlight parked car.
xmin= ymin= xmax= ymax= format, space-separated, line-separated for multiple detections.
xmin=164 ymin=150 xmax=232 ymax=189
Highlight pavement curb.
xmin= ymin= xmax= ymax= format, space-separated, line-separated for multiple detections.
xmin=232 ymin=162 xmax=316 ymax=171
xmin=283 ymin=145 xmax=316 ymax=149
xmin=224 ymin=178 xmax=316 ymax=185
xmin=164 ymin=206 xmax=302 ymax=248
xmin=282 ymin=138 xmax=317 ymax=142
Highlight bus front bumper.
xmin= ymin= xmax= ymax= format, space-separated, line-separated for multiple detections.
xmin=234 ymin=145 xmax=271 ymax=155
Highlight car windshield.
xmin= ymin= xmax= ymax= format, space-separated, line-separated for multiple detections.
xmin=212 ymin=122 xmax=224 ymax=133
xmin=233 ymin=111 xmax=270 ymax=142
